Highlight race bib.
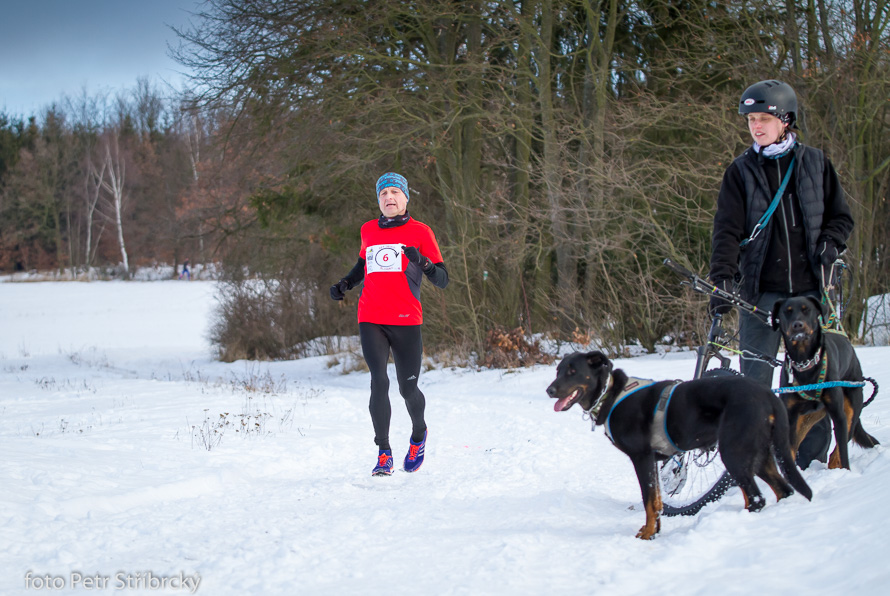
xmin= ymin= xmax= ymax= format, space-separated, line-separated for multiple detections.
xmin=366 ymin=244 xmax=403 ymax=273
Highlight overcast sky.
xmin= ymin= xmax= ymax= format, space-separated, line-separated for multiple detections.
xmin=0 ymin=0 xmax=201 ymax=118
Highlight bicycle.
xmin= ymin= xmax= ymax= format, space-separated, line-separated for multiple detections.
xmin=657 ymin=257 xmax=873 ymax=515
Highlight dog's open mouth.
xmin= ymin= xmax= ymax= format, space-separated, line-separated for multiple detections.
xmin=791 ymin=331 xmax=810 ymax=343
xmin=553 ymin=388 xmax=582 ymax=412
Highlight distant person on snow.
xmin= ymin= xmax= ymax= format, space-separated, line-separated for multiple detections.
xmin=180 ymin=259 xmax=190 ymax=281
xmin=708 ymin=79 xmax=854 ymax=468
xmin=329 ymin=172 xmax=449 ymax=476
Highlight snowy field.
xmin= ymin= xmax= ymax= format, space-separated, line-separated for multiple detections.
xmin=2 ymin=280 xmax=889 ymax=595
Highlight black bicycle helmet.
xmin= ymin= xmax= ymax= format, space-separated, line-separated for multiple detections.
xmin=738 ymin=80 xmax=798 ymax=127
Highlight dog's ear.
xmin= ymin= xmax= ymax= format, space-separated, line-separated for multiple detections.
xmin=586 ymin=351 xmax=611 ymax=372
xmin=770 ymin=300 xmax=785 ymax=330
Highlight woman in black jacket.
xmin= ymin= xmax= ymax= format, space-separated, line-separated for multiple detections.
xmin=708 ymin=80 xmax=854 ymax=468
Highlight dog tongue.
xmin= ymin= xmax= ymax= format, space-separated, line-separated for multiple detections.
xmin=554 ymin=394 xmax=574 ymax=412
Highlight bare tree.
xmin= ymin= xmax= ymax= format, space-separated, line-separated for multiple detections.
xmin=66 ymin=87 xmax=109 ymax=275
xmin=85 ymin=155 xmax=106 ymax=272
xmin=98 ymin=129 xmax=130 ymax=275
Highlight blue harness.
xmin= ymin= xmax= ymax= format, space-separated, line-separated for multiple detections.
xmin=603 ymin=379 xmax=684 ymax=456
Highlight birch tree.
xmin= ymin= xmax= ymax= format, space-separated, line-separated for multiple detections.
xmin=98 ymin=130 xmax=130 ymax=276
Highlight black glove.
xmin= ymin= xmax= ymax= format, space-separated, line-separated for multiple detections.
xmin=818 ymin=238 xmax=838 ymax=267
xmin=403 ymin=246 xmax=432 ymax=271
xmin=708 ymin=278 xmax=734 ymax=316
xmin=329 ymin=279 xmax=349 ymax=301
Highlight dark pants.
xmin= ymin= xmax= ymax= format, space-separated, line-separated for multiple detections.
xmin=739 ymin=289 xmax=831 ymax=468
xmin=359 ymin=322 xmax=427 ymax=450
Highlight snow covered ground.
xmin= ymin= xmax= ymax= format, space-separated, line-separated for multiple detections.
xmin=2 ymin=280 xmax=889 ymax=595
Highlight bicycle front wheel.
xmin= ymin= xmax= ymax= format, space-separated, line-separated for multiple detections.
xmin=660 ymin=450 xmax=735 ymax=516
xmin=660 ymin=368 xmax=739 ymax=517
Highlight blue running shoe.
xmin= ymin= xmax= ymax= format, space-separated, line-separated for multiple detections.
xmin=372 ymin=449 xmax=393 ymax=476
xmin=403 ymin=430 xmax=427 ymax=473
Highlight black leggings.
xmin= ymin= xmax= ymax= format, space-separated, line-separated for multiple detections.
xmin=359 ymin=323 xmax=427 ymax=450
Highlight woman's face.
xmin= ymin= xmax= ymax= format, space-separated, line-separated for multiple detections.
xmin=747 ymin=112 xmax=787 ymax=146
xmin=378 ymin=186 xmax=408 ymax=218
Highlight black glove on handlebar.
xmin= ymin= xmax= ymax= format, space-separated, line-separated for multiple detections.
xmin=708 ymin=278 xmax=734 ymax=316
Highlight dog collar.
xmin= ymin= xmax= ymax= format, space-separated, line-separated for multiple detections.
xmin=785 ymin=347 xmax=824 ymax=373
xmin=582 ymin=377 xmax=614 ymax=430
xmin=786 ymin=349 xmax=829 ymax=401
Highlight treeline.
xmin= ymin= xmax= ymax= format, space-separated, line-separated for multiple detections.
xmin=3 ymin=0 xmax=889 ymax=360
xmin=0 ymin=79 xmax=219 ymax=276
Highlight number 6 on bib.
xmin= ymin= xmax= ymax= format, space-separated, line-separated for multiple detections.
xmin=366 ymin=244 xmax=404 ymax=273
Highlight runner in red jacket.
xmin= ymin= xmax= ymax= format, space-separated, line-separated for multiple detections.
xmin=330 ymin=172 xmax=449 ymax=476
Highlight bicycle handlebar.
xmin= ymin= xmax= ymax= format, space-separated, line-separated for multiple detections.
xmin=663 ymin=258 xmax=770 ymax=324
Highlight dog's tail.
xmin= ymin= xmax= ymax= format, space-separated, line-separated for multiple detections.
xmin=771 ymin=401 xmax=813 ymax=501
xmin=852 ymin=419 xmax=880 ymax=448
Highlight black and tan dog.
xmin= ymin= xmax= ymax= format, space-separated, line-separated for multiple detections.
xmin=546 ymin=351 xmax=811 ymax=539
xmin=772 ymin=296 xmax=879 ymax=470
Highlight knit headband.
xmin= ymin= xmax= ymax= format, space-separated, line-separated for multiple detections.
xmin=375 ymin=172 xmax=409 ymax=202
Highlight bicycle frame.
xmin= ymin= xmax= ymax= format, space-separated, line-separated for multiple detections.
xmin=693 ymin=315 xmax=732 ymax=380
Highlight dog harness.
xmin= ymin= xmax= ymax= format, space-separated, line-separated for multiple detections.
xmin=602 ymin=379 xmax=684 ymax=456
xmin=651 ymin=381 xmax=684 ymax=456
xmin=600 ymin=377 xmax=656 ymax=440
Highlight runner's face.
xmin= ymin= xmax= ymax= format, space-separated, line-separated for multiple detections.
xmin=378 ymin=186 xmax=408 ymax=218
xmin=747 ymin=112 xmax=787 ymax=146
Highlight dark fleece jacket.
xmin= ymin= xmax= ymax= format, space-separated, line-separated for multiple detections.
xmin=709 ymin=142 xmax=853 ymax=299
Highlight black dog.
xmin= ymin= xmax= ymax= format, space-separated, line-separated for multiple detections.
xmin=772 ymin=296 xmax=879 ymax=470
xmin=546 ymin=351 xmax=811 ymax=540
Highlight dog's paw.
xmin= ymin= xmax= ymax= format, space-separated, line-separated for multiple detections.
xmin=745 ymin=494 xmax=766 ymax=512
xmin=635 ymin=524 xmax=659 ymax=540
